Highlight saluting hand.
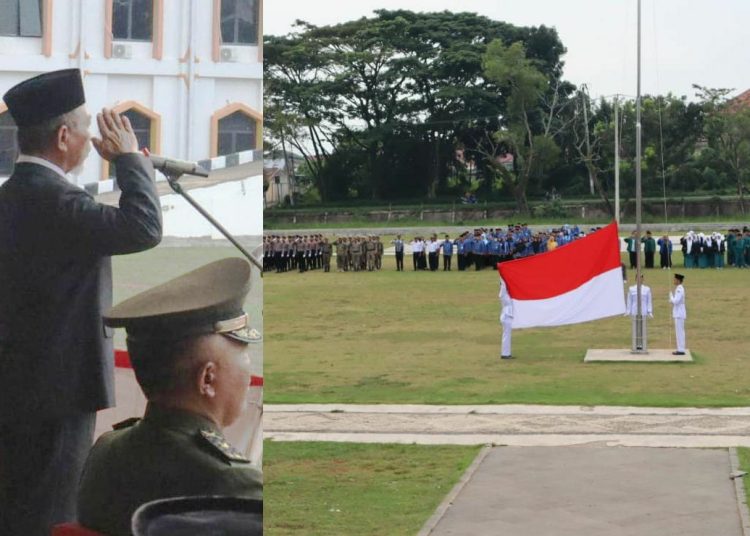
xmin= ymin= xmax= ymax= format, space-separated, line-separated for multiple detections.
xmin=91 ymin=107 xmax=139 ymax=162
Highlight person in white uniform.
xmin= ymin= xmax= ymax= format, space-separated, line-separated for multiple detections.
xmin=625 ymin=275 xmax=653 ymax=318
xmin=499 ymin=280 xmax=514 ymax=359
xmin=669 ymin=273 xmax=687 ymax=355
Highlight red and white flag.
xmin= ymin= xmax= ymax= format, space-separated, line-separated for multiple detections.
xmin=497 ymin=222 xmax=625 ymax=329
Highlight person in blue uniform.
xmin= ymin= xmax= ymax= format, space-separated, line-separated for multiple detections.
xmin=392 ymin=234 xmax=405 ymax=271
xmin=441 ymin=234 xmax=454 ymax=270
xmin=473 ymin=234 xmax=486 ymax=270
xmin=657 ymin=234 xmax=673 ymax=269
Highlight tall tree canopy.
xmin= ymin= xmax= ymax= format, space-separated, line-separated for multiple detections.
xmin=266 ymin=10 xmax=747 ymax=210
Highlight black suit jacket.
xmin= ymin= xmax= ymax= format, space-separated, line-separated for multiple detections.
xmin=0 ymin=153 xmax=162 ymax=421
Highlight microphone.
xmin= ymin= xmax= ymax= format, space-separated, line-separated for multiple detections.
xmin=149 ymin=155 xmax=209 ymax=178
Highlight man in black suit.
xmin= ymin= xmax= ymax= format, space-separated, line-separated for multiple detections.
xmin=0 ymin=69 xmax=162 ymax=535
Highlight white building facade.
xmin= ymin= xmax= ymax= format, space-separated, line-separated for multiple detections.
xmin=0 ymin=0 xmax=263 ymax=189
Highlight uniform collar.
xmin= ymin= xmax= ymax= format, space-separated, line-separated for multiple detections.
xmin=16 ymin=153 xmax=67 ymax=180
xmin=142 ymin=403 xmax=221 ymax=435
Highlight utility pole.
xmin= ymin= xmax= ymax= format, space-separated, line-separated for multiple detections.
xmin=614 ymin=95 xmax=620 ymax=225
xmin=580 ymin=86 xmax=594 ymax=196
xmin=633 ymin=0 xmax=646 ymax=353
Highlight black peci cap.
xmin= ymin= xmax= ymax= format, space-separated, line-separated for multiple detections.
xmin=3 ymin=69 xmax=86 ymax=127
xmin=105 ymin=258 xmax=260 ymax=344
xmin=674 ymin=273 xmax=685 ymax=282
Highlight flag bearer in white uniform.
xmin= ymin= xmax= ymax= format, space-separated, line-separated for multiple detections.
xmin=669 ymin=273 xmax=687 ymax=355
xmin=625 ymin=275 xmax=653 ymax=318
xmin=499 ymin=280 xmax=514 ymax=359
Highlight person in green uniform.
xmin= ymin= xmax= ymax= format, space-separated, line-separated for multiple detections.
xmin=727 ymin=229 xmax=736 ymax=266
xmin=624 ymin=231 xmax=638 ymax=269
xmin=322 ymin=237 xmax=333 ymax=272
xmin=641 ymin=230 xmax=656 ymax=268
xmin=733 ymin=230 xmax=747 ymax=268
xmin=77 ymin=258 xmax=262 ymax=536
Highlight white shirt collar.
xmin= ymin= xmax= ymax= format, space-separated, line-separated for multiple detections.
xmin=16 ymin=154 xmax=68 ymax=180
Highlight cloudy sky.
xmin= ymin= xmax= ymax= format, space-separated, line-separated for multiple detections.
xmin=265 ymin=0 xmax=750 ymax=101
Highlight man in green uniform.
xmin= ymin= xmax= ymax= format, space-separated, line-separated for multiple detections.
xmin=322 ymin=237 xmax=333 ymax=272
xmin=365 ymin=236 xmax=377 ymax=271
xmin=641 ymin=230 xmax=656 ymax=268
xmin=733 ymin=229 xmax=747 ymax=268
xmin=351 ymin=237 xmax=363 ymax=271
xmin=341 ymin=237 xmax=351 ymax=271
xmin=77 ymin=258 xmax=262 ymax=536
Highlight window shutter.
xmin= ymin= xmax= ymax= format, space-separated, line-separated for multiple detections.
xmin=0 ymin=0 xmax=20 ymax=36
xmin=19 ymin=0 xmax=42 ymax=37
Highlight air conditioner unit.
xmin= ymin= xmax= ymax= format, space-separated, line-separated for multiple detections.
xmin=220 ymin=47 xmax=240 ymax=62
xmin=112 ymin=43 xmax=132 ymax=59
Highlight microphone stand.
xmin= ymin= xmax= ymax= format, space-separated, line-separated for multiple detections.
xmin=163 ymin=170 xmax=263 ymax=275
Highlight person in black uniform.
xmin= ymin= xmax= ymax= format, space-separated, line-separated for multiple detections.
xmin=0 ymin=69 xmax=162 ymax=536
xmin=77 ymin=258 xmax=263 ymax=536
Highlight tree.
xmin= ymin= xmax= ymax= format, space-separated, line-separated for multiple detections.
xmin=482 ymin=39 xmax=566 ymax=214
xmin=695 ymin=85 xmax=750 ymax=213
xmin=265 ymin=11 xmax=569 ymax=204
xmin=264 ymin=30 xmax=339 ymax=201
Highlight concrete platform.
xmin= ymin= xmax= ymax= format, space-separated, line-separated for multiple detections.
xmin=422 ymin=446 xmax=746 ymax=536
xmin=584 ymin=348 xmax=693 ymax=362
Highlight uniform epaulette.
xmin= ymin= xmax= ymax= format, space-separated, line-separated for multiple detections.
xmin=199 ymin=429 xmax=250 ymax=464
xmin=112 ymin=417 xmax=140 ymax=430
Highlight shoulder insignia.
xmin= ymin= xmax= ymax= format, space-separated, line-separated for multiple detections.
xmin=112 ymin=417 xmax=140 ymax=430
xmin=199 ymin=429 xmax=250 ymax=464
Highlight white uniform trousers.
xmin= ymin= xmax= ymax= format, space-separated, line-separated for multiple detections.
xmin=501 ymin=318 xmax=513 ymax=357
xmin=674 ymin=318 xmax=686 ymax=352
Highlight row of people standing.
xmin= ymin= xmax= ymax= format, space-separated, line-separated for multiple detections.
xmin=623 ymin=231 xmax=674 ymax=269
xmin=264 ymin=234 xmax=333 ymax=273
xmin=398 ymin=223 xmax=589 ymax=272
xmin=679 ymin=228 xmax=750 ymax=269
xmin=264 ymin=235 xmax=386 ymax=273
xmin=393 ymin=235 xmax=454 ymax=271
xmin=335 ymin=236 xmax=384 ymax=272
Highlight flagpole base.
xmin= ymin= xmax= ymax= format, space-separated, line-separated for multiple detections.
xmin=584 ymin=349 xmax=692 ymax=362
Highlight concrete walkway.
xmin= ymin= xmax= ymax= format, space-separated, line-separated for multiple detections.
xmin=265 ymin=404 xmax=750 ymax=448
xmin=266 ymin=404 xmax=750 ymax=536
xmin=421 ymin=446 xmax=748 ymax=536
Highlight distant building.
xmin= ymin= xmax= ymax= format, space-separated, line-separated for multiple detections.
xmin=0 ymin=0 xmax=263 ymax=190
xmin=263 ymin=149 xmax=306 ymax=207
xmin=728 ymin=88 xmax=750 ymax=112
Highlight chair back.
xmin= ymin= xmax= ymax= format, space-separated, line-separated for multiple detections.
xmin=51 ymin=523 xmax=106 ymax=536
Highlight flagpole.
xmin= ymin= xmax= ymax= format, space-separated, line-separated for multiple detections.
xmin=633 ymin=0 xmax=646 ymax=352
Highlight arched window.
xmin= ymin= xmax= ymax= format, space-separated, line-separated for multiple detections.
xmin=210 ymin=103 xmax=261 ymax=158
xmin=218 ymin=112 xmax=255 ymax=156
xmin=0 ymin=109 xmax=18 ymax=176
xmin=103 ymin=102 xmax=160 ymax=179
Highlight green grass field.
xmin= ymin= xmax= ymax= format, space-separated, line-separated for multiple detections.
xmin=738 ymin=448 xmax=750 ymax=511
xmin=264 ymin=441 xmax=480 ymax=535
xmin=265 ymin=252 xmax=750 ymax=406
